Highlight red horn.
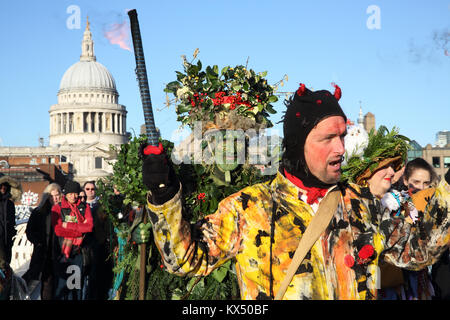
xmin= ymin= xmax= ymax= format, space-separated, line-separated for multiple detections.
xmin=331 ymin=82 xmax=341 ymax=101
xmin=296 ymin=83 xmax=306 ymax=96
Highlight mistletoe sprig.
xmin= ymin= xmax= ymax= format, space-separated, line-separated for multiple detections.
xmin=164 ymin=51 xmax=287 ymax=129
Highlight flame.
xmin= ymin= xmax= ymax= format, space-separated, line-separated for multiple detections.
xmin=104 ymin=21 xmax=132 ymax=51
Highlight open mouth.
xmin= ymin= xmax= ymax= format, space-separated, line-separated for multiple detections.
xmin=329 ymin=159 xmax=342 ymax=169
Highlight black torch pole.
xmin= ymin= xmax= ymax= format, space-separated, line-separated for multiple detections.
xmin=127 ymin=9 xmax=155 ymax=301
xmin=128 ymin=9 xmax=159 ymax=146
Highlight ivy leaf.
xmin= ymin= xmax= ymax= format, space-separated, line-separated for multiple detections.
xmin=268 ymin=95 xmax=278 ymax=103
xmin=165 ymin=81 xmax=180 ymax=93
xmin=211 ymin=262 xmax=230 ymax=283
xmin=189 ymin=65 xmax=199 ymax=76
xmin=221 ymin=66 xmax=229 ymax=75
xmin=177 ymin=104 xmax=191 ymax=114
xmin=188 ymin=277 xmax=205 ymax=299
xmin=266 ymin=104 xmax=276 ymax=114
xmin=232 ymin=83 xmax=242 ymax=91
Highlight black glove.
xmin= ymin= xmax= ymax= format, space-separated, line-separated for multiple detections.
xmin=139 ymin=143 xmax=179 ymax=204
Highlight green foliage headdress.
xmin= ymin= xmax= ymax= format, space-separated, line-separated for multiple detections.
xmin=163 ymin=52 xmax=285 ymax=131
xmin=341 ymin=125 xmax=411 ymax=185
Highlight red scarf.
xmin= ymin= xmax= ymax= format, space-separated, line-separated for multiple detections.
xmin=61 ymin=197 xmax=85 ymax=258
xmin=67 ymin=200 xmax=85 ymax=224
xmin=284 ymin=169 xmax=328 ymax=205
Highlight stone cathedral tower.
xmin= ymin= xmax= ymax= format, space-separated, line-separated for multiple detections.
xmin=48 ymin=18 xmax=128 ymax=182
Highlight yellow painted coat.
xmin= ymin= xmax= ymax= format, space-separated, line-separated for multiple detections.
xmin=146 ymin=172 xmax=450 ymax=300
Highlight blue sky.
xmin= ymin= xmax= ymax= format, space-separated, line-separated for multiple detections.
xmin=0 ymin=0 xmax=449 ymax=147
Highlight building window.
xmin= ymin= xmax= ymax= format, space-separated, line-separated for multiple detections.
xmin=41 ymin=158 xmax=47 ymax=164
xmin=444 ymin=157 xmax=450 ymax=168
xmin=432 ymin=156 xmax=440 ymax=168
xmin=95 ymin=157 xmax=103 ymax=169
xmin=61 ymin=156 xmax=67 ymax=163
xmin=50 ymin=157 xmax=55 ymax=164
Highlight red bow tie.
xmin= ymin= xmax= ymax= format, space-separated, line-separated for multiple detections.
xmin=284 ymin=170 xmax=328 ymax=205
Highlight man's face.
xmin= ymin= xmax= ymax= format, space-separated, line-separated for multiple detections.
xmin=0 ymin=184 xmax=6 ymax=195
xmin=304 ymin=116 xmax=347 ymax=184
xmin=84 ymin=183 xmax=96 ymax=201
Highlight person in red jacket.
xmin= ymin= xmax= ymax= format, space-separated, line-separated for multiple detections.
xmin=51 ymin=180 xmax=93 ymax=300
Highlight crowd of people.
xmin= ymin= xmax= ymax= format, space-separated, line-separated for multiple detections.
xmin=17 ymin=180 xmax=113 ymax=300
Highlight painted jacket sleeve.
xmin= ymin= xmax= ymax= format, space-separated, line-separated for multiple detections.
xmin=64 ymin=204 xmax=94 ymax=234
xmin=146 ymin=184 xmax=244 ymax=276
xmin=381 ymin=179 xmax=450 ymax=270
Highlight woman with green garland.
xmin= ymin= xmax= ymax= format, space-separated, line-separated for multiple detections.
xmin=341 ymin=125 xmax=442 ymax=300
xmin=342 ymin=125 xmax=408 ymax=299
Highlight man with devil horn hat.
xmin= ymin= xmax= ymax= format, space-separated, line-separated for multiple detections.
xmin=139 ymin=83 xmax=450 ymax=300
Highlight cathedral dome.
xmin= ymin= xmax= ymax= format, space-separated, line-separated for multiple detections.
xmin=58 ymin=17 xmax=117 ymax=94
xmin=59 ymin=60 xmax=116 ymax=92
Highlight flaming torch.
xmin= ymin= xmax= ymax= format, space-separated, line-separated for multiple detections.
xmin=128 ymin=9 xmax=159 ymax=146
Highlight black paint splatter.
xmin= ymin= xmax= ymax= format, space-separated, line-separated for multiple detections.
xmin=351 ymin=199 xmax=362 ymax=219
xmin=296 ymin=263 xmax=313 ymax=274
xmin=256 ymin=292 xmax=272 ymax=300
xmin=255 ymin=230 xmax=270 ymax=247
xmin=240 ymin=192 xmax=251 ymax=210
xmin=293 ymin=217 xmax=306 ymax=233
xmin=273 ymin=207 xmax=289 ymax=221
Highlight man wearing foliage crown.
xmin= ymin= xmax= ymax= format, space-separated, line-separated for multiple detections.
xmin=139 ymin=58 xmax=450 ymax=299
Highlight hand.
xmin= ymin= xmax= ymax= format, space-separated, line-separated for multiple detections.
xmin=139 ymin=142 xmax=171 ymax=191
xmin=62 ymin=222 xmax=68 ymax=228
